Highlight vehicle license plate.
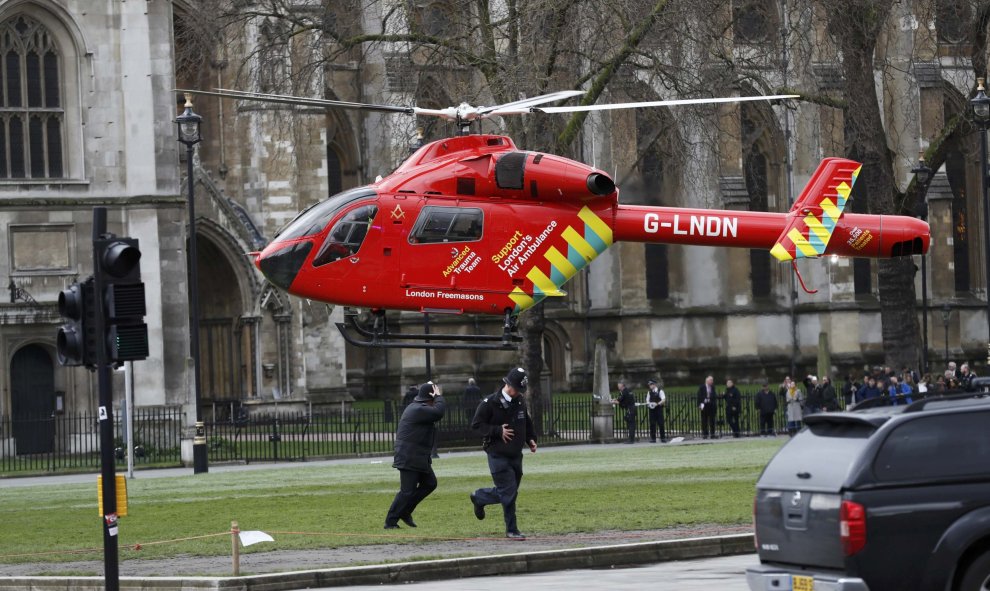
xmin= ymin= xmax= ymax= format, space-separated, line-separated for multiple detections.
xmin=791 ymin=575 xmax=814 ymax=591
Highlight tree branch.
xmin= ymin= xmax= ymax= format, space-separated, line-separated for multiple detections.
xmin=555 ymin=0 xmax=670 ymax=153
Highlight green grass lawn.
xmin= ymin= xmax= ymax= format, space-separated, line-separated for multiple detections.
xmin=0 ymin=439 xmax=784 ymax=565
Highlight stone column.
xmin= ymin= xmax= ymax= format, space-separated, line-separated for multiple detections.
xmin=926 ymin=172 xmax=954 ymax=301
xmin=590 ymin=338 xmax=614 ymax=442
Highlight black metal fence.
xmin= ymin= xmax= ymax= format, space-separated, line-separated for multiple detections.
xmin=0 ymin=406 xmax=185 ymax=474
xmin=204 ymin=409 xmax=398 ymax=462
xmin=0 ymin=390 xmax=829 ymax=473
xmin=201 ymin=390 xmax=805 ymax=463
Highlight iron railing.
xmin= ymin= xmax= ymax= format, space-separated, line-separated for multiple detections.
xmin=1 ymin=390 xmax=865 ymax=473
xmin=612 ymin=389 xmax=794 ymax=441
xmin=0 ymin=406 xmax=185 ymax=474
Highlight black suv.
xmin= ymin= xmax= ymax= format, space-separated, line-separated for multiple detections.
xmin=747 ymin=393 xmax=990 ymax=591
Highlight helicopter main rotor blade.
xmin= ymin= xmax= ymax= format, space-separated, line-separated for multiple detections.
xmin=178 ymin=88 xmax=416 ymax=115
xmin=532 ymin=94 xmax=800 ymax=113
xmin=480 ymin=90 xmax=586 ymax=116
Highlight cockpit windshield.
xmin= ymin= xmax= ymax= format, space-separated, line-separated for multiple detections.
xmin=275 ymin=187 xmax=377 ymax=241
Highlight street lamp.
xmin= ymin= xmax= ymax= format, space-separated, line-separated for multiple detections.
xmin=176 ymin=93 xmax=207 ymax=474
xmin=941 ymin=303 xmax=953 ymax=366
xmin=970 ymin=78 xmax=990 ymax=373
xmin=912 ymin=152 xmax=933 ymax=375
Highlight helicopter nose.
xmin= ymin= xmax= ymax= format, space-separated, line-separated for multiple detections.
xmin=257 ymin=241 xmax=313 ymax=291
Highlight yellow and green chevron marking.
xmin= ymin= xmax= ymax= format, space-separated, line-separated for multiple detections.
xmin=509 ymin=206 xmax=613 ymax=313
xmin=770 ymin=164 xmax=860 ymax=261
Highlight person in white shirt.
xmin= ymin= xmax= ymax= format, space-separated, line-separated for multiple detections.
xmin=645 ymin=379 xmax=667 ymax=443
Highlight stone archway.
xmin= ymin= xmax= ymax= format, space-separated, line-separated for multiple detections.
xmin=10 ymin=343 xmax=55 ymax=454
xmin=195 ymin=232 xmax=258 ymax=418
xmin=542 ymin=322 xmax=570 ymax=394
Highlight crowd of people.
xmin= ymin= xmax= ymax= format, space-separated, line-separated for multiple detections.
xmin=608 ymin=361 xmax=983 ymax=441
xmin=841 ymin=362 xmax=980 ymax=406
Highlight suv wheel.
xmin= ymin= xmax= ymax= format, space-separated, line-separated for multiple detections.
xmin=959 ymin=551 xmax=990 ymax=591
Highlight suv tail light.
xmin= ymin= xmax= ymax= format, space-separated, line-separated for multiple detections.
xmin=840 ymin=500 xmax=866 ymax=556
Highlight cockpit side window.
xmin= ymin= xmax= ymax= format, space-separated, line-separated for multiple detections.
xmin=313 ymin=204 xmax=379 ymax=266
xmin=410 ymin=206 xmax=483 ymax=244
xmin=276 ymin=187 xmax=376 ymax=241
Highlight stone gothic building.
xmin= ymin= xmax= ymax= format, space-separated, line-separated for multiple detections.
xmin=1 ymin=0 xmax=988 ymax=458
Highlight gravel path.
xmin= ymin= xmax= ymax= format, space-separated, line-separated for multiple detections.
xmin=0 ymin=524 xmax=752 ymax=577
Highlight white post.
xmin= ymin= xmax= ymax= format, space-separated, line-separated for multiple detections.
xmin=126 ymin=361 xmax=135 ymax=479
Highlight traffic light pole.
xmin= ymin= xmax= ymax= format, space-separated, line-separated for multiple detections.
xmin=92 ymin=207 xmax=120 ymax=591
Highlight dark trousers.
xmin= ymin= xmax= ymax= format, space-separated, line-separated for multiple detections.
xmin=624 ymin=413 xmax=637 ymax=442
xmin=473 ymin=453 xmax=524 ymax=534
xmin=648 ymin=407 xmax=665 ymax=441
xmin=385 ymin=468 xmax=437 ymax=526
xmin=759 ymin=412 xmax=775 ymax=436
xmin=726 ymin=408 xmax=740 ymax=436
xmin=700 ymin=406 xmax=716 ymax=437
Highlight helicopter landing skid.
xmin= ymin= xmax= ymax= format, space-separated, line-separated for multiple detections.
xmin=335 ymin=311 xmax=522 ymax=350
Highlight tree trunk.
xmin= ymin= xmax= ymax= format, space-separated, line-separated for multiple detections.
xmin=831 ymin=0 xmax=920 ymax=369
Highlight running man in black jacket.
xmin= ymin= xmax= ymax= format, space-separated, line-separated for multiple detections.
xmin=469 ymin=367 xmax=537 ymax=540
xmin=384 ymin=382 xmax=445 ymax=529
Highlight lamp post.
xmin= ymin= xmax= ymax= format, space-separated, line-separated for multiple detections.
xmin=912 ymin=153 xmax=933 ymax=375
xmin=970 ymin=78 xmax=990 ymax=373
xmin=176 ymin=93 xmax=207 ymax=474
xmin=942 ymin=303 xmax=952 ymax=365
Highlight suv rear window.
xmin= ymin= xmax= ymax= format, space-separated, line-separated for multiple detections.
xmin=873 ymin=412 xmax=990 ymax=482
xmin=759 ymin=419 xmax=877 ymax=491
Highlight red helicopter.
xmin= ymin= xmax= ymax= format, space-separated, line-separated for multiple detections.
xmin=183 ymin=88 xmax=931 ymax=350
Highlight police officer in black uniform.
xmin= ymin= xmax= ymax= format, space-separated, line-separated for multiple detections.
xmin=722 ymin=379 xmax=742 ymax=438
xmin=469 ymin=367 xmax=537 ymax=540
xmin=613 ymin=380 xmax=638 ymax=443
xmin=384 ymin=381 xmax=445 ymax=529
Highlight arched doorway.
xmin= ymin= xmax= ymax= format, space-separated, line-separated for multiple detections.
xmin=10 ymin=344 xmax=55 ymax=454
xmin=197 ymin=235 xmax=256 ymax=418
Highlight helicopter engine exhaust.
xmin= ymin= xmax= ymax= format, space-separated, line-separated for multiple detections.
xmin=586 ymin=173 xmax=615 ymax=196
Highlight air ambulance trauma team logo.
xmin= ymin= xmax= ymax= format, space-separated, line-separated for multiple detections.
xmin=500 ymin=205 xmax=613 ymax=313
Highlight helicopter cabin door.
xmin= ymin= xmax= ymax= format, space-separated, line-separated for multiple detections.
xmin=400 ymin=201 xmax=488 ymax=309
xmin=309 ymin=200 xmax=382 ymax=288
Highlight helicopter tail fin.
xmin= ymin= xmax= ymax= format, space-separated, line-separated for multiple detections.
xmin=769 ymin=158 xmax=862 ymax=261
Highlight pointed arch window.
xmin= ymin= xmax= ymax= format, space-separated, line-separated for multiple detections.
xmin=327 ymin=145 xmax=342 ymax=197
xmin=849 ymin=180 xmax=873 ymax=295
xmin=733 ymin=0 xmax=775 ymax=44
xmin=0 ymin=14 xmax=63 ymax=179
xmin=745 ymin=151 xmax=771 ymax=298
xmin=945 ymin=147 xmax=970 ymax=292
xmin=936 ymin=0 xmax=971 ymax=45
xmin=257 ymin=19 xmax=289 ymax=93
xmin=638 ymin=118 xmax=670 ymax=302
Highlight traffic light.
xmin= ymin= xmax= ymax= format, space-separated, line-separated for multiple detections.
xmin=57 ymin=276 xmax=97 ymax=367
xmin=95 ymin=237 xmax=148 ymax=363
